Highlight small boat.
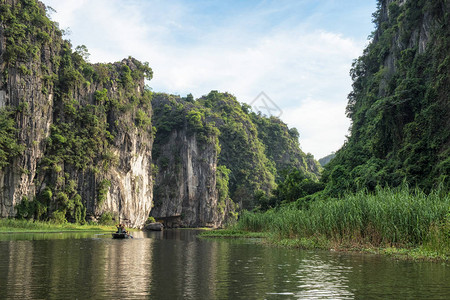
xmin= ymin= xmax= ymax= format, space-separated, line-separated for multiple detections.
xmin=112 ymin=223 xmax=133 ymax=239
xmin=112 ymin=232 xmax=132 ymax=239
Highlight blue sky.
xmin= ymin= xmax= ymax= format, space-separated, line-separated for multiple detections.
xmin=42 ymin=0 xmax=377 ymax=159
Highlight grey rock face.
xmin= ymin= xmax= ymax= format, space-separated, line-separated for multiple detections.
xmin=144 ymin=222 xmax=164 ymax=231
xmin=151 ymin=128 xmax=227 ymax=228
xmin=0 ymin=0 xmax=153 ymax=228
xmin=0 ymin=2 xmax=57 ymax=217
xmin=102 ymin=119 xmax=154 ymax=228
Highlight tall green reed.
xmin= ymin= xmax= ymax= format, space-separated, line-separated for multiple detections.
xmin=235 ymin=185 xmax=450 ymax=248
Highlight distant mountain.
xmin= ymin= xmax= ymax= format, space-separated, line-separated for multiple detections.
xmin=318 ymin=153 xmax=336 ymax=166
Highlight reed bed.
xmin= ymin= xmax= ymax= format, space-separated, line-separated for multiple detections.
xmin=235 ymin=186 xmax=449 ymax=251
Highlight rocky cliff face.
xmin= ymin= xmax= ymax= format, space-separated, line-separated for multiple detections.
xmin=58 ymin=58 xmax=155 ymax=228
xmin=0 ymin=0 xmax=59 ymax=217
xmin=0 ymin=0 xmax=154 ymax=227
xmin=376 ymin=0 xmax=443 ymax=75
xmin=151 ymin=94 xmax=233 ymax=227
xmin=151 ymin=129 xmax=223 ymax=227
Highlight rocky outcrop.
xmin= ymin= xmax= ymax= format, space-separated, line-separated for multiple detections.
xmin=103 ymin=129 xmax=153 ymax=228
xmin=0 ymin=0 xmax=59 ymax=217
xmin=70 ymin=59 xmax=154 ymax=228
xmin=0 ymin=0 xmax=154 ymax=227
xmin=150 ymin=93 xmax=238 ymax=227
xmin=151 ymin=127 xmax=226 ymax=228
xmin=144 ymin=222 xmax=163 ymax=231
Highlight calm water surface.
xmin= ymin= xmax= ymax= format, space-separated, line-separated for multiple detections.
xmin=0 ymin=230 xmax=448 ymax=299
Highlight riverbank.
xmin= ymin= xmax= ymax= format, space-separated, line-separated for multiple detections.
xmin=0 ymin=219 xmax=116 ymax=233
xmin=200 ymin=228 xmax=269 ymax=238
xmin=272 ymin=235 xmax=449 ymax=262
xmin=201 ymin=228 xmax=448 ymax=262
xmin=202 ymin=186 xmax=449 ymax=262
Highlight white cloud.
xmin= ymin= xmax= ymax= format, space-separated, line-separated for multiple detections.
xmin=44 ymin=0 xmax=88 ymax=26
xmin=283 ymin=98 xmax=350 ymax=159
xmin=42 ymin=0 xmax=369 ymax=159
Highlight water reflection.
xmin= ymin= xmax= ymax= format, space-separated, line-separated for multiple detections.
xmin=0 ymin=232 xmax=154 ymax=299
xmin=0 ymin=230 xmax=449 ymax=299
xmin=294 ymin=256 xmax=353 ymax=299
xmin=99 ymin=233 xmax=153 ymax=299
xmin=0 ymin=231 xmax=104 ymax=241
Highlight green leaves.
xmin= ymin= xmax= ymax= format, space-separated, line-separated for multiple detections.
xmin=135 ymin=109 xmax=152 ymax=128
xmin=120 ymin=64 xmax=133 ymax=89
xmin=0 ymin=108 xmax=24 ymax=169
xmin=97 ymin=180 xmax=111 ymax=206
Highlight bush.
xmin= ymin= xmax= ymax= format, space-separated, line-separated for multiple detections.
xmin=146 ymin=216 xmax=156 ymax=224
xmin=72 ymin=194 xmax=86 ymax=224
xmin=135 ymin=109 xmax=151 ymax=128
xmin=97 ymin=179 xmax=111 ymax=206
xmin=51 ymin=210 xmax=67 ymax=224
xmin=15 ymin=196 xmax=32 ymax=219
xmin=98 ymin=212 xmax=115 ymax=225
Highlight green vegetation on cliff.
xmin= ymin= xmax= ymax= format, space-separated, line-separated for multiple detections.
xmin=211 ymin=0 xmax=450 ymax=260
xmin=151 ymin=91 xmax=321 ymax=212
xmin=0 ymin=0 xmax=56 ymax=69
xmin=250 ymin=112 xmax=321 ymax=181
xmin=198 ymin=91 xmax=277 ymax=209
xmin=1 ymin=0 xmax=154 ymax=224
xmin=0 ymin=108 xmax=24 ymax=168
xmin=322 ymin=0 xmax=450 ymax=195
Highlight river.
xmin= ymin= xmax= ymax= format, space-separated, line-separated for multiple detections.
xmin=0 ymin=230 xmax=448 ymax=299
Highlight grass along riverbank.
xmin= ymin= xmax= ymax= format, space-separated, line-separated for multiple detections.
xmin=205 ymin=186 xmax=450 ymax=261
xmin=0 ymin=219 xmax=116 ymax=233
xmin=200 ymin=228 xmax=269 ymax=238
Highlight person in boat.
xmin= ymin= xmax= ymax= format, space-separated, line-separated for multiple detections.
xmin=117 ymin=223 xmax=128 ymax=234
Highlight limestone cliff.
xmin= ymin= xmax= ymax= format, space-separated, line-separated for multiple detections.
xmin=151 ymin=91 xmax=321 ymax=219
xmin=151 ymin=94 xmax=234 ymax=227
xmin=0 ymin=0 xmax=59 ymax=218
xmin=0 ymin=0 xmax=154 ymax=227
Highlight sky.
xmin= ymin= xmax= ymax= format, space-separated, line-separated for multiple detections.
xmin=41 ymin=0 xmax=377 ymax=159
